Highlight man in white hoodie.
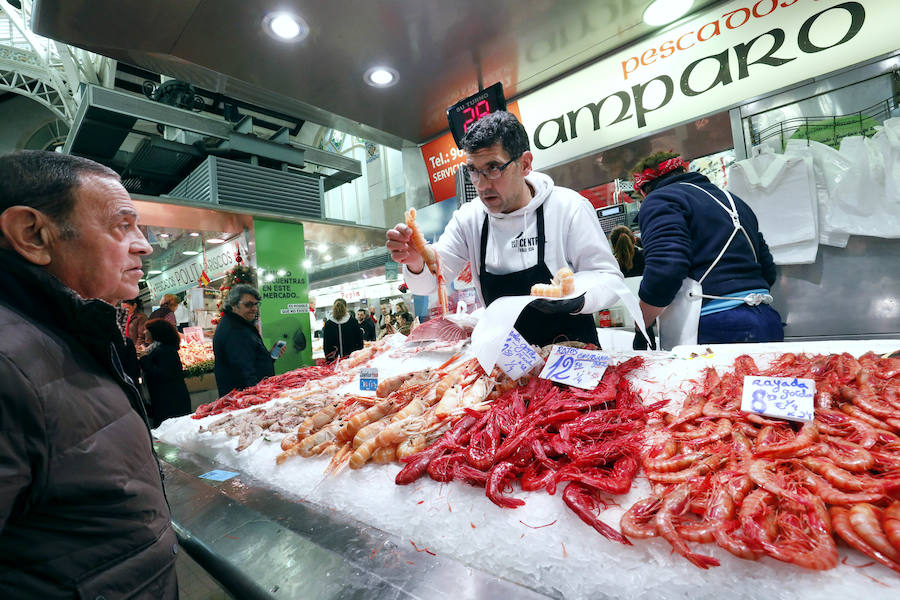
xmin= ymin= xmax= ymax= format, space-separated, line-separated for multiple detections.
xmin=386 ymin=111 xmax=623 ymax=347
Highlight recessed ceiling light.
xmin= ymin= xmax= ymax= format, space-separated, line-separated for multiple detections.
xmin=324 ymin=254 xmax=332 ymax=261
xmin=263 ymin=12 xmax=308 ymax=42
xmin=303 ymin=259 xmax=312 ymax=268
xmin=182 ymin=250 xmax=199 ymax=256
xmin=207 ymin=237 xmax=225 ymax=244
xmin=317 ymin=243 xmax=328 ymax=252
xmin=148 ymin=269 xmax=162 ymax=275
xmin=347 ymin=245 xmax=359 ymax=255
xmin=364 ymin=66 xmax=399 ymax=88
xmin=189 ymin=232 xmax=200 ymax=237
xmin=157 ymin=233 xmax=170 ymax=239
xmin=643 ymin=0 xmax=693 ymax=26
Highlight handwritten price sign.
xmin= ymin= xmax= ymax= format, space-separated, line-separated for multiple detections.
xmin=497 ymin=329 xmax=541 ymax=380
xmin=359 ymin=368 xmax=379 ymax=392
xmin=539 ymin=345 xmax=610 ymax=390
xmin=741 ymin=376 xmax=815 ymax=422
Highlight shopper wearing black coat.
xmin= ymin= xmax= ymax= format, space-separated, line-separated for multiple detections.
xmin=140 ymin=318 xmax=191 ymax=427
xmin=213 ymin=284 xmax=283 ymax=397
xmin=323 ymin=298 xmax=364 ymax=362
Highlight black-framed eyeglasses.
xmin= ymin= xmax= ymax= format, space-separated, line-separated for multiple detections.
xmin=463 ymin=155 xmax=520 ymax=182
xmin=241 ymin=300 xmax=259 ymax=308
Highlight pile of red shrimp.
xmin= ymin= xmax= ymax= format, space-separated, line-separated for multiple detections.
xmin=623 ymin=352 xmax=900 ymax=573
xmin=396 ymin=356 xmax=665 ymax=545
xmin=192 ymin=364 xmax=336 ymax=419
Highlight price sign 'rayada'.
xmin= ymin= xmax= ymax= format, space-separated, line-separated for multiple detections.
xmin=359 ymin=368 xmax=378 ymax=392
xmin=497 ymin=329 xmax=541 ymax=381
xmin=539 ymin=345 xmax=610 ymax=390
xmin=741 ymin=376 xmax=815 ymax=422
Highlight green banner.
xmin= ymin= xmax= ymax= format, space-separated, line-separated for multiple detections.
xmin=253 ymin=218 xmax=312 ymax=372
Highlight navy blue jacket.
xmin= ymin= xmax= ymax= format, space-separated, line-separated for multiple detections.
xmin=212 ymin=311 xmax=275 ymax=397
xmin=638 ymin=172 xmax=776 ymax=308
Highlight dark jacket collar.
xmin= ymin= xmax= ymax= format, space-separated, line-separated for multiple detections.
xmin=0 ymin=249 xmax=123 ymax=362
xmin=222 ymin=309 xmax=262 ymax=336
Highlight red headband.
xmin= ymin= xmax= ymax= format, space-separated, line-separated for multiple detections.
xmin=632 ymin=157 xmax=689 ymax=193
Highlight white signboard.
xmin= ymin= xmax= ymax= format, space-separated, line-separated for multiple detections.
xmin=146 ymin=234 xmax=248 ymax=300
xmin=280 ymin=303 xmax=310 ymax=315
xmin=539 ymin=345 xmax=610 ymax=390
xmin=517 ymin=0 xmax=893 ymax=168
xmin=740 ymin=375 xmax=815 ymax=422
xmin=496 ymin=329 xmax=542 ymax=380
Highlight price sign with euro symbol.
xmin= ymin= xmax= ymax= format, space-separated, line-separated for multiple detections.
xmin=740 ymin=376 xmax=815 ymax=422
xmin=539 ymin=345 xmax=609 ymax=390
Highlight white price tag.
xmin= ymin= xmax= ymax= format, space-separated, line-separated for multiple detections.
xmin=496 ymin=329 xmax=541 ymax=380
xmin=359 ymin=368 xmax=379 ymax=392
xmin=741 ymin=376 xmax=815 ymax=422
xmin=539 ymin=345 xmax=609 ymax=390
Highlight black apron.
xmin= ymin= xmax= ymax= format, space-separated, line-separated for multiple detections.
xmin=479 ymin=205 xmax=599 ymax=348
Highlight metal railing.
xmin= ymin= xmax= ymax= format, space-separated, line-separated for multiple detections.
xmin=749 ymin=96 xmax=900 ymax=150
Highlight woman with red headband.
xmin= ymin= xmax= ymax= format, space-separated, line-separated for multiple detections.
xmin=632 ymin=151 xmax=782 ymax=349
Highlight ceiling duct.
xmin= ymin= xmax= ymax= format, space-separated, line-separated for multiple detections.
xmin=63 ymin=85 xmax=361 ymax=197
xmin=168 ymin=156 xmax=323 ymax=220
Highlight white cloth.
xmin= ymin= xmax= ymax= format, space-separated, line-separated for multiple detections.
xmin=784 ymin=139 xmax=851 ymax=248
xmin=403 ymin=171 xmax=626 ymax=314
xmin=726 ymin=149 xmax=818 ymax=265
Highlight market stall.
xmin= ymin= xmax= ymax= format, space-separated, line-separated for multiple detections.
xmin=155 ymin=331 xmax=900 ymax=599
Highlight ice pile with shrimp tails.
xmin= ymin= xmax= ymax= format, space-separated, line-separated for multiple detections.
xmin=624 ymin=351 xmax=900 ymax=574
xmin=276 ymin=355 xmax=520 ymax=472
xmin=396 ymin=356 xmax=665 ymax=545
xmin=191 ymin=363 xmax=338 ymax=419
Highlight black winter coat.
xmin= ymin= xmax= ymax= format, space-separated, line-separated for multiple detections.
xmin=141 ymin=343 xmax=191 ymax=427
xmin=213 ymin=311 xmax=275 ymax=397
xmin=323 ymin=314 xmax=364 ymax=362
xmin=0 ymin=250 xmax=177 ymax=599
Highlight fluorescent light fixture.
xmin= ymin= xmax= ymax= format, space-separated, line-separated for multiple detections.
xmin=643 ymin=0 xmax=693 ymax=26
xmin=148 ymin=269 xmax=162 ymax=275
xmin=364 ymin=66 xmax=399 ymax=88
xmin=263 ymin=12 xmax=308 ymax=41
xmin=324 ymin=254 xmax=332 ymax=261
xmin=189 ymin=232 xmax=200 ymax=237
xmin=347 ymin=245 xmax=359 ymax=255
xmin=157 ymin=233 xmax=170 ymax=239
xmin=182 ymin=250 xmax=199 ymax=256
xmin=317 ymin=243 xmax=328 ymax=252
xmin=206 ymin=237 xmax=225 ymax=244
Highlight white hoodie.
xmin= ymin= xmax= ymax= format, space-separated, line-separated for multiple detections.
xmin=404 ymin=171 xmax=624 ymax=314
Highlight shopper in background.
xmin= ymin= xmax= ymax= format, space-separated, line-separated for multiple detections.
xmin=323 ymin=298 xmax=364 ymax=362
xmin=632 ymin=151 xmax=781 ymax=349
xmin=213 ymin=283 xmax=285 ymax=397
xmin=173 ymin=297 xmax=191 ymax=332
xmin=387 ymin=111 xmax=624 ymax=347
xmin=397 ymin=311 xmax=414 ymax=336
xmin=149 ymin=292 xmax=179 ymax=326
xmin=122 ymin=296 xmax=149 ymax=346
xmin=0 ymin=150 xmax=177 ymax=598
xmin=357 ymin=307 xmax=376 ymax=341
xmin=377 ymin=301 xmax=394 ymax=338
xmin=141 ymin=318 xmax=191 ymax=427
xmin=609 ymin=225 xmax=645 ymax=278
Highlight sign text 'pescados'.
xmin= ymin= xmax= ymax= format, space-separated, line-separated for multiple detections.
xmin=529 ymin=1 xmax=866 ymax=152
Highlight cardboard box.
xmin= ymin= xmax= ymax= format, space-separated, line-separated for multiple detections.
xmin=185 ymin=372 xmax=217 ymax=393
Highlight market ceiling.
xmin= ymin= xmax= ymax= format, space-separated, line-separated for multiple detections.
xmin=31 ymin=0 xmax=725 ymax=147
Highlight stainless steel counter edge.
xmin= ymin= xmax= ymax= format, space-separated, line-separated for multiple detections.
xmin=156 ymin=441 xmax=555 ymax=600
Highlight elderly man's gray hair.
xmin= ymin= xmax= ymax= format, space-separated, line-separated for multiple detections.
xmin=225 ymin=284 xmax=261 ymax=311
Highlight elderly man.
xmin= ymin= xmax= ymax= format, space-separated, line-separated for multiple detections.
xmin=213 ymin=284 xmax=285 ymax=397
xmin=0 ymin=151 xmax=177 ymax=597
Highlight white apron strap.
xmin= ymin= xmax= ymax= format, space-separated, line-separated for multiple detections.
xmin=679 ymin=182 xmax=758 ymax=285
